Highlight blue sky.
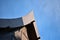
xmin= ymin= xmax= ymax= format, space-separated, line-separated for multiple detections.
xmin=0 ymin=0 xmax=60 ymax=40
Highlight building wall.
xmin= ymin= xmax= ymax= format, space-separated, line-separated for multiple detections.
xmin=15 ymin=27 xmax=29 ymax=40
xmin=15 ymin=22 xmax=40 ymax=40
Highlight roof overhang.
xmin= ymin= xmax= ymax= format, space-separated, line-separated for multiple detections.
xmin=0 ymin=11 xmax=34 ymax=28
